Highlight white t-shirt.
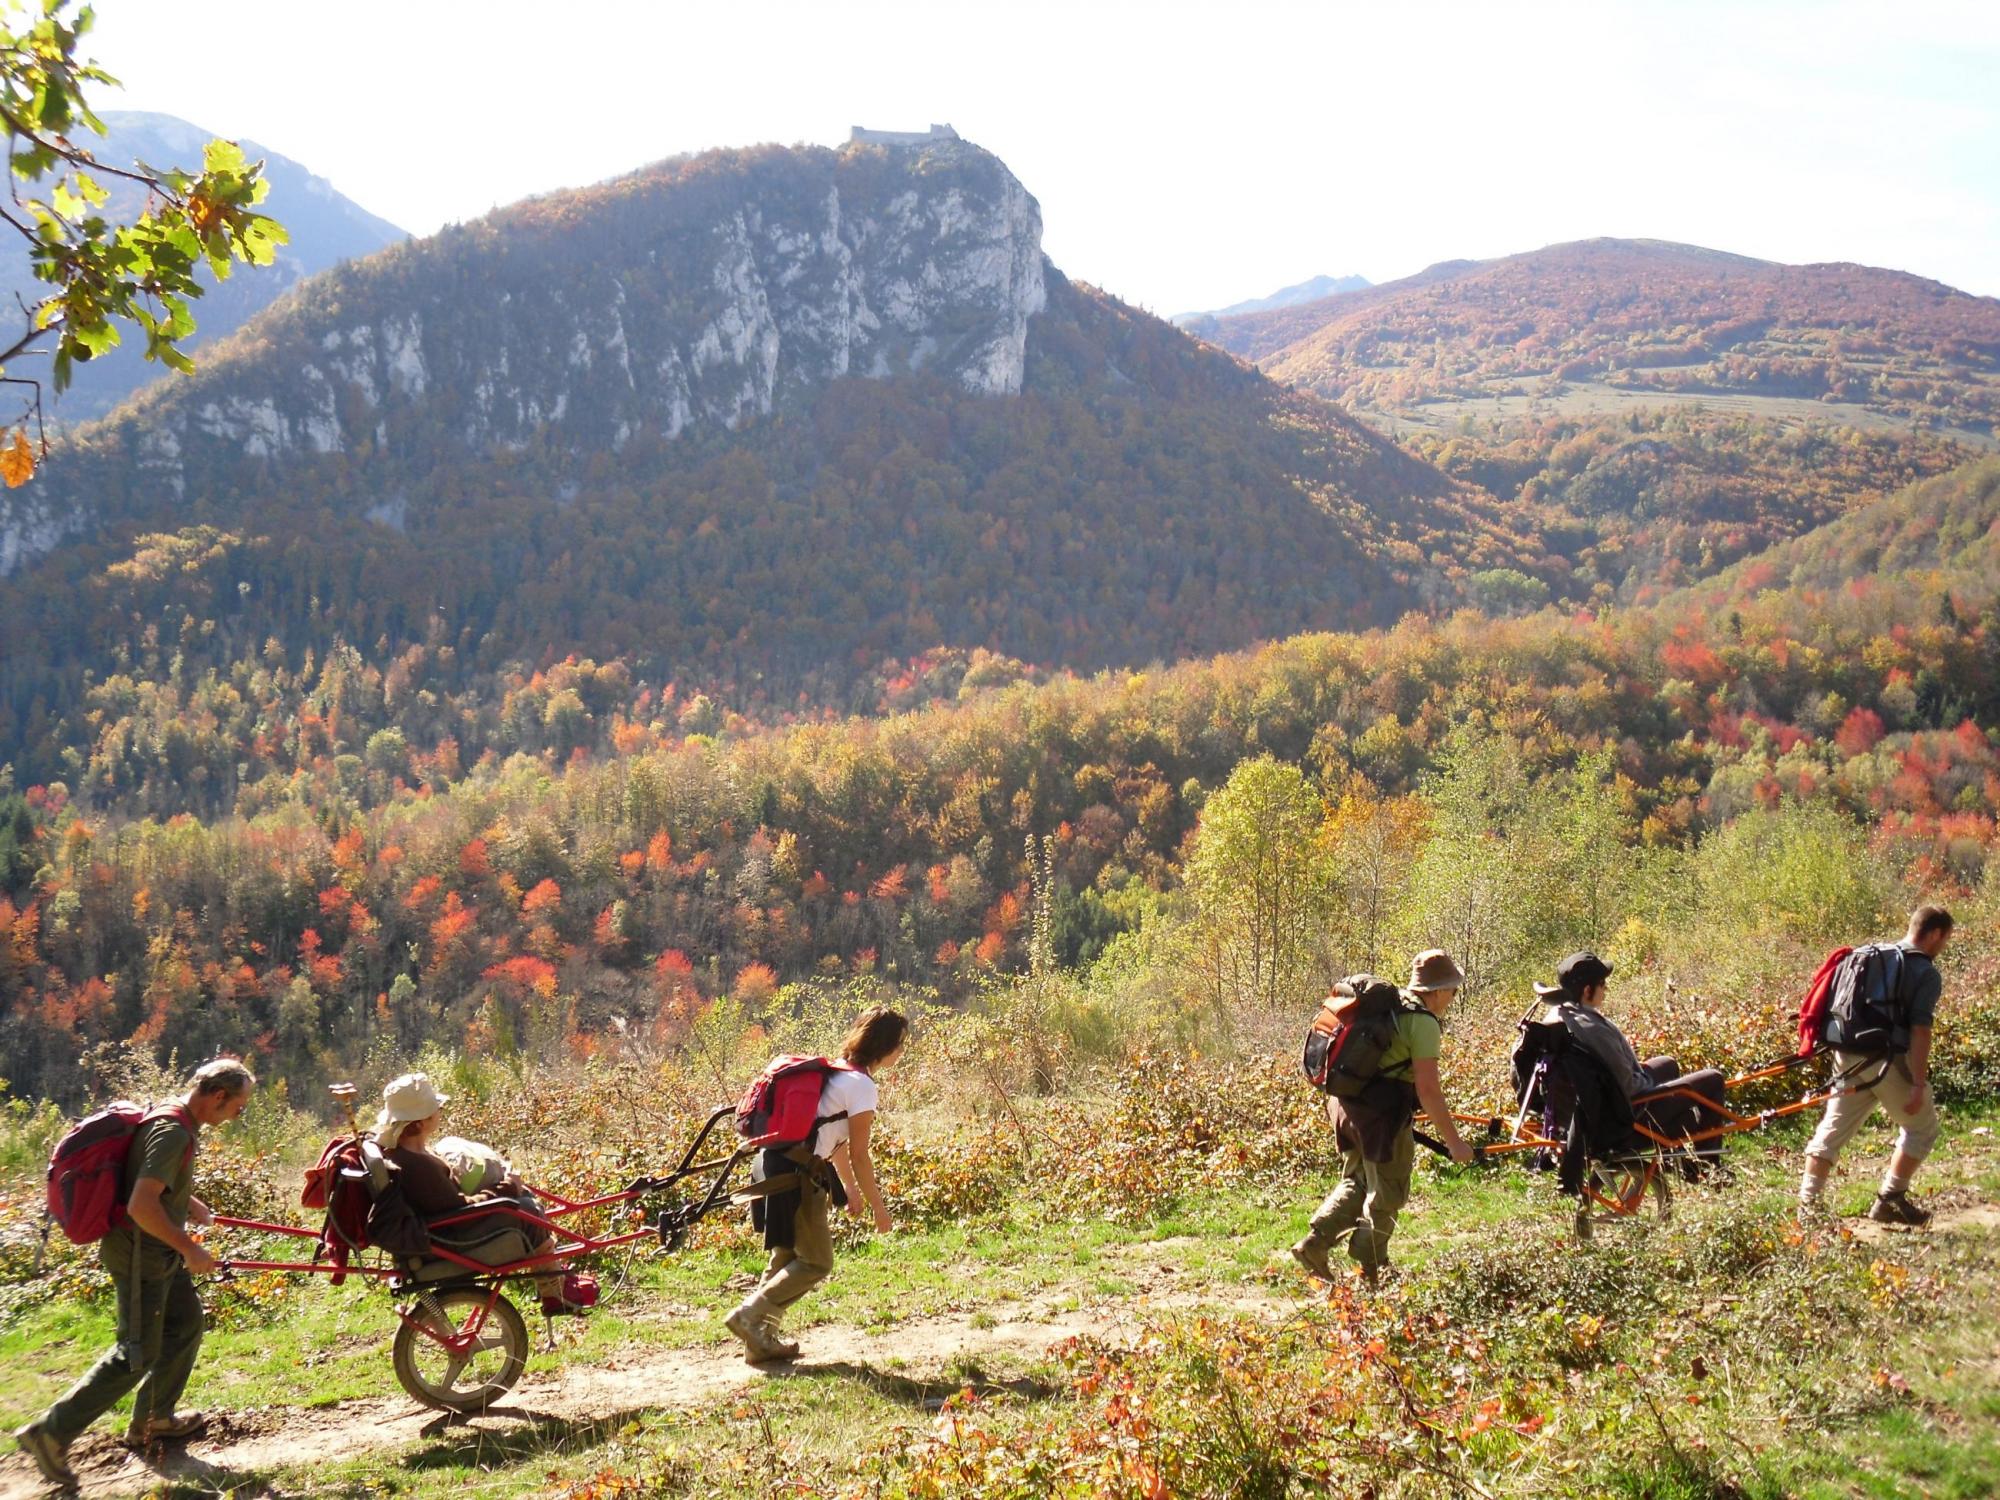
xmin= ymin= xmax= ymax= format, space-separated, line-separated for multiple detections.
xmin=813 ymin=1067 xmax=879 ymax=1159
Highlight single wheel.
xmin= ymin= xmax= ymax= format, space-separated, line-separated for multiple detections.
xmin=392 ymin=1288 xmax=528 ymax=1413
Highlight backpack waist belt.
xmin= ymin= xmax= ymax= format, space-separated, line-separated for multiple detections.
xmin=731 ymin=1145 xmax=836 ymax=1205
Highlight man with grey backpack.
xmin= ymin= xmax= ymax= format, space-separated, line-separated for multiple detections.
xmin=1798 ymin=905 xmax=1954 ymax=1224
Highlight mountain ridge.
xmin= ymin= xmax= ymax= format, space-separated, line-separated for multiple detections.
xmin=1195 ymin=237 xmax=2000 ymax=436
xmin=0 ymin=110 xmax=408 ymax=426
xmin=1172 ymin=272 xmax=1370 ymax=328
xmin=0 ymin=135 xmax=1549 ymax=776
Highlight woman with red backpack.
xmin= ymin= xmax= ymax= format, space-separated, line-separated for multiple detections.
xmin=724 ymin=1007 xmax=907 ymax=1363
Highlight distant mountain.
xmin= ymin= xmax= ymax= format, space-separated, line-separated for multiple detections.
xmin=1199 ymin=238 xmax=2000 ymax=437
xmin=0 ymin=111 xmax=406 ymax=425
xmin=1172 ymin=273 xmax=1369 ymax=330
xmin=0 ymin=135 xmax=1547 ymax=771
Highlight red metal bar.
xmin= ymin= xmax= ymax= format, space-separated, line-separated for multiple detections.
xmin=1580 ymin=1161 xmax=1657 ymax=1215
xmin=213 ymin=1214 xmax=322 ymax=1239
xmin=397 ymin=1282 xmax=501 ymax=1353
xmin=220 ymin=1258 xmax=399 ymax=1278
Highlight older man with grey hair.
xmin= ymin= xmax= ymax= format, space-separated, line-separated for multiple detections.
xmin=17 ymin=1058 xmax=255 ymax=1489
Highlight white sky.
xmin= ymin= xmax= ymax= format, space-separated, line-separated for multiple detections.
xmin=83 ymin=0 xmax=2000 ymax=312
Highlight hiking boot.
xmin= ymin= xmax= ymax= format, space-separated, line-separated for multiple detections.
xmin=1867 ymin=1190 xmax=1932 ymax=1227
xmin=121 ymin=1409 xmax=209 ymax=1448
xmin=1288 ymin=1237 xmax=1336 ymax=1282
xmin=724 ymin=1301 xmax=795 ymax=1363
xmin=758 ymin=1322 xmax=801 ymax=1361
xmin=14 ymin=1423 xmax=76 ymax=1490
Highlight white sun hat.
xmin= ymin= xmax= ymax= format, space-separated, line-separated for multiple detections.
xmin=372 ymin=1071 xmax=449 ymax=1139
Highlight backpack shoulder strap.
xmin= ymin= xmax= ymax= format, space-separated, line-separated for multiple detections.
xmin=139 ymin=1103 xmax=198 ymax=1169
xmin=1884 ymin=942 xmax=1911 ymax=1009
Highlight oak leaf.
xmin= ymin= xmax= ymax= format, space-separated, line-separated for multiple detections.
xmin=0 ymin=430 xmax=33 ymax=488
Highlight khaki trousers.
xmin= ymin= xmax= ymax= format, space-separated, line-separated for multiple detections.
xmin=1805 ymin=1052 xmax=1941 ymax=1166
xmin=1306 ymin=1126 xmax=1415 ymax=1271
xmin=761 ymin=1170 xmax=834 ymax=1311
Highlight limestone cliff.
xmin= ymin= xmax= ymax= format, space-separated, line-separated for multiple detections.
xmin=0 ymin=136 xmax=1047 ymax=572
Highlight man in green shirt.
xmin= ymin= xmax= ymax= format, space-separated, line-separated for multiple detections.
xmin=1292 ymin=950 xmax=1474 ymax=1284
xmin=17 ymin=1059 xmax=255 ymax=1488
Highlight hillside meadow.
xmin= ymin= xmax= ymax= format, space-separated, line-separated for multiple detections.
xmin=2 ymin=903 xmax=1997 ymax=1497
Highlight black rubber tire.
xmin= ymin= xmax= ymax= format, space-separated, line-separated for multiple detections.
xmin=392 ymin=1288 xmax=528 ymax=1413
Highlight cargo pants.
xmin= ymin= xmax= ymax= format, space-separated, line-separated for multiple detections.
xmin=1304 ymin=1125 xmax=1415 ymax=1272
xmin=43 ymin=1252 xmax=204 ymax=1443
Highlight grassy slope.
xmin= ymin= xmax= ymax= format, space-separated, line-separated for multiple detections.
xmin=3 ymin=1107 xmax=1996 ymax=1497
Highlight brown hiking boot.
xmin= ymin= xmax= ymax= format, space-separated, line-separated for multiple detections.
xmin=121 ymin=1409 xmax=209 ymax=1449
xmin=1288 ymin=1237 xmax=1336 ymax=1282
xmin=724 ymin=1301 xmax=795 ymax=1363
xmin=1867 ymin=1190 xmax=1932 ymax=1227
xmin=14 ymin=1423 xmax=76 ymax=1490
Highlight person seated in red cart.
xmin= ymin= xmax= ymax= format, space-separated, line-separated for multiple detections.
xmin=371 ymin=1072 xmax=592 ymax=1314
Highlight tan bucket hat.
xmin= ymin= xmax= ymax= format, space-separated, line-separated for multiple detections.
xmin=1408 ymin=949 xmax=1466 ymax=993
xmin=371 ymin=1071 xmax=448 ymax=1138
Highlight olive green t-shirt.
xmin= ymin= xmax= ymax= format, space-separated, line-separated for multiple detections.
xmin=100 ymin=1112 xmax=196 ymax=1278
xmin=1373 ymin=997 xmax=1444 ymax=1083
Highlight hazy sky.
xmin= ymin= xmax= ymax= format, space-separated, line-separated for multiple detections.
xmin=85 ymin=0 xmax=2000 ymax=312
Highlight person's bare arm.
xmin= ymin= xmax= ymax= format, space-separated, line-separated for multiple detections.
xmin=1903 ymin=1024 xmax=1932 ymax=1114
xmin=127 ymin=1178 xmax=216 ymax=1274
xmin=829 ymin=1139 xmax=860 ymax=1208
xmin=844 ymin=1112 xmax=892 ymax=1232
xmin=1412 ymin=1057 xmax=1473 ymax=1163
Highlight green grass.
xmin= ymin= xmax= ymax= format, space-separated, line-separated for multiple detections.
xmin=3 ymin=1108 xmax=1996 ymax=1496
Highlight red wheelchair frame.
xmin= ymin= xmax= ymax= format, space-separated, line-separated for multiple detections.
xmin=209 ymin=1103 xmax=746 ymax=1412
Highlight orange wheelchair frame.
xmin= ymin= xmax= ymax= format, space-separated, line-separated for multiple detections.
xmin=1453 ymin=1050 xmax=1883 ymax=1238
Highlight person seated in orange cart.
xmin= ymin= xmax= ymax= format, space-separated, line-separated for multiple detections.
xmin=1534 ymin=953 xmax=1727 ymax=1173
xmin=371 ymin=1072 xmax=592 ymax=1315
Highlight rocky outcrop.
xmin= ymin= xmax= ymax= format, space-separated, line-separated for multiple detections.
xmin=0 ymin=135 xmax=1047 ymax=574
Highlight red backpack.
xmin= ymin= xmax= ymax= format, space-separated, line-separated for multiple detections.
xmin=300 ymin=1135 xmax=378 ymax=1284
xmin=734 ymin=1056 xmax=852 ymax=1150
xmin=46 ymin=1102 xmax=195 ymax=1245
xmin=1795 ymin=945 xmax=1854 ymax=1057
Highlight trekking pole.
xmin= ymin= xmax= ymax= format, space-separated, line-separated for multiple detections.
xmin=330 ymin=1082 xmax=361 ymax=1139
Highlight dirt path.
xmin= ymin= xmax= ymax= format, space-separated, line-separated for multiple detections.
xmin=3 ymin=1272 xmax=1296 ymax=1499
xmin=1847 ymin=1194 xmax=2000 ymax=1243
